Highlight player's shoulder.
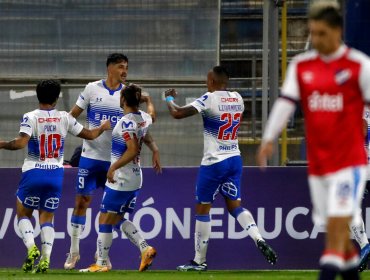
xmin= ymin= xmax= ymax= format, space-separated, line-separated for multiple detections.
xmin=84 ymin=80 xmax=104 ymax=90
xmin=138 ymin=110 xmax=152 ymax=123
xmin=118 ymin=115 xmax=138 ymax=130
xmin=347 ymin=48 xmax=370 ymax=66
xmin=291 ymin=49 xmax=318 ymax=65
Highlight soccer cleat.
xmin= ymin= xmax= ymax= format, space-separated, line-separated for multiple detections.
xmin=64 ymin=252 xmax=80 ymax=270
xmin=257 ymin=239 xmax=278 ymax=265
xmin=79 ymin=264 xmax=110 ymax=273
xmin=94 ymin=252 xmax=112 ymax=270
xmin=359 ymin=244 xmax=370 ymax=272
xmin=177 ymin=260 xmax=207 ymax=271
xmin=139 ymin=246 xmax=157 ymax=272
xmin=32 ymin=258 xmax=49 ymax=273
xmin=22 ymin=245 xmax=40 ymax=272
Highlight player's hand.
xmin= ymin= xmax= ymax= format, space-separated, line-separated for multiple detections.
xmin=140 ymin=91 xmax=151 ymax=104
xmin=152 ymin=151 xmax=162 ymax=174
xmin=164 ymin=89 xmax=177 ymax=98
xmin=107 ymin=167 xmax=116 ymax=183
xmin=256 ymin=141 xmax=274 ymax=169
xmin=100 ymin=120 xmax=111 ymax=131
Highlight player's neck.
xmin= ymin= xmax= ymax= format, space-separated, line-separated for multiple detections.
xmin=319 ymin=42 xmax=343 ymax=57
xmin=105 ymin=77 xmax=121 ymax=90
xmin=123 ymin=106 xmax=139 ymax=115
xmin=39 ymin=103 xmax=55 ymax=110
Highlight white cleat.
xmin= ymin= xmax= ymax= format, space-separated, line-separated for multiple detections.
xmin=64 ymin=253 xmax=80 ymax=270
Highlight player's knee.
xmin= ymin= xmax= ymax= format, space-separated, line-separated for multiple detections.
xmin=74 ymin=195 xmax=91 ymax=213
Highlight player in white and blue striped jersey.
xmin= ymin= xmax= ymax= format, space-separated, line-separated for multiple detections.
xmin=80 ymin=84 xmax=158 ymax=273
xmin=165 ymin=66 xmax=277 ymax=271
xmin=0 ymin=80 xmax=110 ymax=273
xmin=65 ymin=54 xmax=158 ymax=270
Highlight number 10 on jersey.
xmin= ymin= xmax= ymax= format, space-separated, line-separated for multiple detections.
xmin=39 ymin=133 xmax=62 ymax=160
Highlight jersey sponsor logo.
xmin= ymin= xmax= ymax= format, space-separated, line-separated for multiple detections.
xmin=218 ymin=144 xmax=238 ymax=151
xmin=335 ymin=69 xmax=352 ymax=85
xmin=221 ymin=97 xmax=239 ymax=103
xmin=122 ymin=120 xmax=134 ymax=129
xmin=95 ymin=113 xmax=121 ymax=123
xmin=308 ymin=91 xmax=343 ymax=112
xmin=35 ymin=163 xmax=60 ymax=169
xmin=38 ymin=117 xmax=61 ymax=123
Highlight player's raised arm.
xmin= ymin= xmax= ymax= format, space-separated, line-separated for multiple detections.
xmin=140 ymin=91 xmax=157 ymax=122
xmin=107 ymin=136 xmax=139 ymax=183
xmin=0 ymin=132 xmax=30 ymax=150
xmin=164 ymin=89 xmax=199 ymax=119
xmin=77 ymin=120 xmax=111 ymax=140
xmin=143 ymin=131 xmax=162 ymax=174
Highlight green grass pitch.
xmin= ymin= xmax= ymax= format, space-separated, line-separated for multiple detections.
xmin=1 ymin=270 xmax=370 ymax=280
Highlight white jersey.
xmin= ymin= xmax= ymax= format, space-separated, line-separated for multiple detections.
xmin=76 ymin=80 xmax=124 ymax=162
xmin=190 ymin=90 xmax=244 ymax=166
xmin=19 ymin=109 xmax=83 ymax=172
xmin=106 ymin=110 xmax=152 ymax=191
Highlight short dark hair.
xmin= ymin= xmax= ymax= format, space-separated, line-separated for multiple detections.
xmin=121 ymin=84 xmax=141 ymax=108
xmin=308 ymin=1 xmax=343 ymax=28
xmin=36 ymin=80 xmax=61 ymax=105
xmin=106 ymin=53 xmax=128 ymax=67
xmin=212 ymin=65 xmax=230 ymax=85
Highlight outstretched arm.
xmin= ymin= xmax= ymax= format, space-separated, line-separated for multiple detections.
xmin=0 ymin=132 xmax=30 ymax=150
xmin=77 ymin=120 xmax=111 ymax=140
xmin=164 ymin=89 xmax=198 ymax=119
xmin=143 ymin=131 xmax=162 ymax=174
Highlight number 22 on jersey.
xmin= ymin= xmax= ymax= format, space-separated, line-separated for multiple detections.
xmin=217 ymin=113 xmax=242 ymax=140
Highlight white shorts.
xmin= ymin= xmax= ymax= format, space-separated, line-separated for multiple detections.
xmin=308 ymin=165 xmax=366 ymax=227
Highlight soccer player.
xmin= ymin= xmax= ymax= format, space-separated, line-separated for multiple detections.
xmin=256 ymin=2 xmax=370 ymax=280
xmin=80 ymin=84 xmax=157 ymax=272
xmin=354 ymin=106 xmax=370 ymax=271
xmin=65 ymin=53 xmax=159 ymax=270
xmin=0 ymin=80 xmax=110 ymax=273
xmin=164 ymin=66 xmax=278 ymax=271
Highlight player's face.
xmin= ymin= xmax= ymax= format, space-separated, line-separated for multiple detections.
xmin=108 ymin=61 xmax=128 ymax=83
xmin=309 ymin=20 xmax=342 ymax=55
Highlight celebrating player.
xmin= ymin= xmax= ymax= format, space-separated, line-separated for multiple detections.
xmin=257 ymin=2 xmax=370 ymax=280
xmin=164 ymin=66 xmax=277 ymax=271
xmin=80 ymin=84 xmax=158 ymax=272
xmin=0 ymin=80 xmax=110 ymax=273
xmin=64 ymin=53 xmax=159 ymax=270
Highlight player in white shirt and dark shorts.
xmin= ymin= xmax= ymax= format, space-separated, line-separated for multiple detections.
xmin=165 ymin=66 xmax=277 ymax=271
xmin=65 ymin=53 xmax=159 ymax=270
xmin=0 ymin=80 xmax=110 ymax=273
xmin=80 ymin=84 xmax=158 ymax=272
xmin=257 ymin=2 xmax=370 ymax=279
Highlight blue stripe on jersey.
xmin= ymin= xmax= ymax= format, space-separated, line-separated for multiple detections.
xmin=202 ymin=112 xmax=241 ymax=138
xmin=111 ymin=135 xmax=127 ymax=158
xmin=28 ymin=137 xmax=40 ymax=158
xmin=87 ymin=104 xmax=123 ymax=127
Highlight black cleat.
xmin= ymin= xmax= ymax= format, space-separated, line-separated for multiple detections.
xmin=257 ymin=239 xmax=278 ymax=265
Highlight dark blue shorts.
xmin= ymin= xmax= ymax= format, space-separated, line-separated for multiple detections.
xmin=17 ymin=168 xmax=64 ymax=212
xmin=196 ymin=156 xmax=242 ymax=204
xmin=75 ymin=156 xmax=111 ymax=195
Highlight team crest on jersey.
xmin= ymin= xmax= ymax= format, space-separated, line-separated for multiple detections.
xmin=302 ymin=71 xmax=314 ymax=84
xmin=335 ymin=69 xmax=352 ymax=85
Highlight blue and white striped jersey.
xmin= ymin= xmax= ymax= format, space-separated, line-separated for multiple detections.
xmin=76 ymin=80 xmax=124 ymax=162
xmin=105 ymin=110 xmax=152 ymax=191
xmin=19 ymin=109 xmax=83 ymax=172
xmin=190 ymin=90 xmax=244 ymax=166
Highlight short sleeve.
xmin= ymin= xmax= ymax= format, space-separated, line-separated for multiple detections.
xmin=281 ymin=59 xmax=300 ymax=101
xmin=75 ymin=84 xmax=91 ymax=110
xmin=19 ymin=114 xmax=33 ymax=136
xmin=67 ymin=113 xmax=84 ymax=136
xmin=189 ymin=93 xmax=212 ymax=113
xmin=360 ymin=57 xmax=370 ymax=103
xmin=120 ymin=119 xmax=138 ymax=142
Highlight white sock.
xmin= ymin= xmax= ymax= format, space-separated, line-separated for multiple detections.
xmin=40 ymin=223 xmax=55 ymax=260
xmin=351 ymin=219 xmax=369 ymax=249
xmin=193 ymin=215 xmax=210 ymax=265
xmin=70 ymin=223 xmax=84 ymax=255
xmin=120 ymin=219 xmax=149 ymax=253
xmin=18 ymin=218 xmax=35 ymax=250
xmin=96 ymin=225 xmax=113 ymax=266
xmin=237 ymin=209 xmax=263 ymax=243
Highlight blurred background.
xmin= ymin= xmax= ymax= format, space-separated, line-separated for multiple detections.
xmin=0 ymin=0 xmax=367 ymax=167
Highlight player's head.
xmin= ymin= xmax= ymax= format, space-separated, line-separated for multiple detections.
xmin=308 ymin=1 xmax=343 ymax=55
xmin=207 ymin=66 xmax=229 ymax=92
xmin=120 ymin=84 xmax=141 ymax=110
xmin=36 ymin=79 xmax=61 ymax=106
xmin=106 ymin=53 xmax=129 ymax=83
